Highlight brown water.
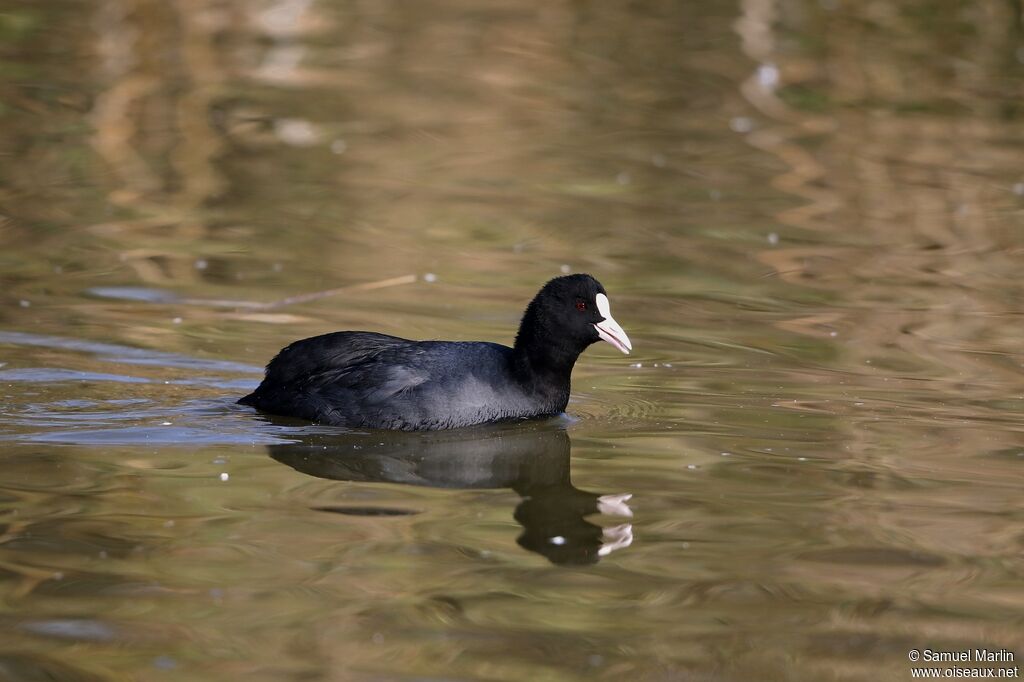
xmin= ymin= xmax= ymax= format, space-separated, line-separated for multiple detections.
xmin=1 ymin=1 xmax=1023 ymax=680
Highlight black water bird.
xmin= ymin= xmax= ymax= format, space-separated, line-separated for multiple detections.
xmin=239 ymin=274 xmax=632 ymax=430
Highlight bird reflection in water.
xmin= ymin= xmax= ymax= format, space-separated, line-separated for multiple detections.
xmin=267 ymin=420 xmax=633 ymax=565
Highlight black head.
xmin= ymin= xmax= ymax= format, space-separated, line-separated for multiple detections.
xmin=514 ymin=274 xmax=632 ymax=368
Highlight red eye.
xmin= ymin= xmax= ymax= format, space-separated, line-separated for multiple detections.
xmin=575 ymin=301 xmax=586 ymax=311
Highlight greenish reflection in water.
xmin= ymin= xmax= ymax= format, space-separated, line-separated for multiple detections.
xmin=1 ymin=0 xmax=1023 ymax=680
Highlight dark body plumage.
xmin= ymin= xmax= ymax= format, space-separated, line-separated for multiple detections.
xmin=238 ymin=274 xmax=630 ymax=431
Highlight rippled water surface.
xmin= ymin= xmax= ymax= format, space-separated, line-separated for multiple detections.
xmin=1 ymin=1 xmax=1023 ymax=680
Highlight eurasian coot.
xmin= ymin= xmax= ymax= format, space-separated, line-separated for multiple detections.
xmin=239 ymin=274 xmax=631 ymax=430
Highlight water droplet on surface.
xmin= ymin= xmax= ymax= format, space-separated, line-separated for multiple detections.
xmin=730 ymin=117 xmax=754 ymax=133
xmin=757 ymin=63 xmax=779 ymax=89
xmin=274 ymin=118 xmax=319 ymax=147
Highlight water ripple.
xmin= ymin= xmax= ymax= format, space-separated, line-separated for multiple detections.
xmin=0 ymin=331 xmax=261 ymax=375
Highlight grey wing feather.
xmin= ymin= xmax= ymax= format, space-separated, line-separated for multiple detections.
xmin=261 ymin=331 xmax=409 ymax=387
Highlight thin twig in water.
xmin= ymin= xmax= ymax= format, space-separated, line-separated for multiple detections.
xmin=261 ymin=274 xmax=418 ymax=309
xmin=179 ymin=274 xmax=419 ymax=310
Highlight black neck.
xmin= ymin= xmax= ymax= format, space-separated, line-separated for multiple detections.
xmin=511 ymin=304 xmax=584 ymax=388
